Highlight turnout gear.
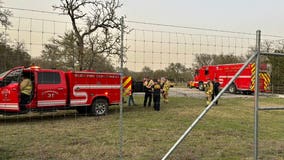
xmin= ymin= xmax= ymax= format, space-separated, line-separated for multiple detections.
xmin=161 ymin=77 xmax=170 ymax=103
xmin=205 ymin=80 xmax=213 ymax=105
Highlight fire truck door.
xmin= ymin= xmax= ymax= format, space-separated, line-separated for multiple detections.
xmin=36 ymin=72 xmax=67 ymax=108
xmin=0 ymin=67 xmax=23 ymax=112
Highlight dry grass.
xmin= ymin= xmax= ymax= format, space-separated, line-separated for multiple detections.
xmin=0 ymin=95 xmax=284 ymax=160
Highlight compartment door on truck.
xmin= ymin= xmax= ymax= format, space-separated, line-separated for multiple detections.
xmin=0 ymin=67 xmax=23 ymax=112
xmin=36 ymin=71 xmax=67 ymax=108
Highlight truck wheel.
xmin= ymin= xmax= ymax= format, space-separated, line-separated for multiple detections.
xmin=198 ymin=82 xmax=204 ymax=91
xmin=228 ymin=84 xmax=237 ymax=94
xmin=91 ymin=99 xmax=108 ymax=116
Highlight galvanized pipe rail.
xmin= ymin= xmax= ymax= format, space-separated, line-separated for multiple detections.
xmin=261 ymin=52 xmax=284 ymax=56
xmin=259 ymin=107 xmax=284 ymax=111
xmin=254 ymin=30 xmax=261 ymax=160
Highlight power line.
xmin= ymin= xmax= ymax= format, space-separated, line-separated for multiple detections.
xmin=127 ymin=20 xmax=284 ymax=39
xmin=3 ymin=6 xmax=284 ymax=39
xmin=127 ymin=20 xmax=255 ymax=36
xmin=2 ymin=6 xmax=62 ymax=15
xmin=10 ymin=16 xmax=70 ymax=24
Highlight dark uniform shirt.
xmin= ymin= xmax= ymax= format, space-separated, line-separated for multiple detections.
xmin=153 ymin=83 xmax=161 ymax=95
xmin=213 ymin=81 xmax=220 ymax=95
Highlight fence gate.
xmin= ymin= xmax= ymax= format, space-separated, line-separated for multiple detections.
xmin=254 ymin=31 xmax=284 ymax=160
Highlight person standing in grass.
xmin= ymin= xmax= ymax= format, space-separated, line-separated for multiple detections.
xmin=153 ymin=78 xmax=161 ymax=111
xmin=128 ymin=80 xmax=137 ymax=106
xmin=212 ymin=78 xmax=220 ymax=105
xmin=205 ymin=79 xmax=213 ymax=106
xmin=161 ymin=77 xmax=170 ymax=103
xmin=143 ymin=76 xmax=154 ymax=107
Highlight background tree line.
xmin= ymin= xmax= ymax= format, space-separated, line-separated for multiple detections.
xmin=0 ymin=0 xmax=283 ymax=93
xmin=122 ymin=63 xmax=193 ymax=83
xmin=0 ymin=41 xmax=31 ymax=72
xmin=0 ymin=1 xmax=31 ymax=72
xmin=262 ymin=40 xmax=284 ymax=93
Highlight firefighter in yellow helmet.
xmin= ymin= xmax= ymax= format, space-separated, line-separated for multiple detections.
xmin=205 ymin=79 xmax=214 ymax=106
xmin=161 ymin=77 xmax=170 ymax=103
xmin=20 ymin=74 xmax=32 ymax=111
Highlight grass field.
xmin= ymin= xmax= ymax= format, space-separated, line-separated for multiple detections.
xmin=1 ymin=95 xmax=284 ymax=160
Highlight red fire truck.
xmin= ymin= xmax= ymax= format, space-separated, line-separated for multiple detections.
xmin=0 ymin=66 xmax=131 ymax=115
xmin=188 ymin=63 xmax=271 ymax=94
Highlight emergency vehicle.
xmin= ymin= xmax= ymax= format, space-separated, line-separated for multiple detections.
xmin=0 ymin=66 xmax=132 ymax=115
xmin=188 ymin=63 xmax=271 ymax=94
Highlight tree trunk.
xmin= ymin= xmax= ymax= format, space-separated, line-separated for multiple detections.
xmin=77 ymin=38 xmax=84 ymax=71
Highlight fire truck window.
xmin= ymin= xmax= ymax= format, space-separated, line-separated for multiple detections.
xmin=2 ymin=69 xmax=22 ymax=86
xmin=205 ymin=70 xmax=209 ymax=75
xmin=0 ymin=70 xmax=9 ymax=78
xmin=38 ymin=72 xmax=61 ymax=84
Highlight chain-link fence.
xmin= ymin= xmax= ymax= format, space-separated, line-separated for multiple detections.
xmin=1 ymin=7 xmax=284 ymax=160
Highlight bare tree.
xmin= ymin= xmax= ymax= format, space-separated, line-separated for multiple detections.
xmin=86 ymin=28 xmax=121 ymax=70
xmin=262 ymin=40 xmax=274 ymax=52
xmin=53 ymin=0 xmax=123 ymax=70
xmin=0 ymin=1 xmax=12 ymax=28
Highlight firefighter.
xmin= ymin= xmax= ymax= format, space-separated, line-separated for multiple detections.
xmin=128 ymin=80 xmax=137 ymax=106
xmin=212 ymin=78 xmax=220 ymax=105
xmin=153 ymin=78 xmax=161 ymax=111
xmin=161 ymin=77 xmax=170 ymax=103
xmin=20 ymin=74 xmax=32 ymax=111
xmin=143 ymin=77 xmax=154 ymax=107
xmin=205 ymin=79 xmax=213 ymax=106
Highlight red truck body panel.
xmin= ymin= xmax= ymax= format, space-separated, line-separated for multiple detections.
xmin=66 ymin=71 xmax=121 ymax=107
xmin=0 ymin=83 xmax=21 ymax=112
xmin=190 ymin=63 xmax=270 ymax=93
xmin=35 ymin=69 xmax=68 ymax=108
xmin=0 ymin=66 xmax=124 ymax=114
xmin=0 ymin=66 xmax=24 ymax=112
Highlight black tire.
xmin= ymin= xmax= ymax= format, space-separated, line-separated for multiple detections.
xmin=242 ymin=91 xmax=252 ymax=95
xmin=76 ymin=106 xmax=89 ymax=115
xmin=198 ymin=82 xmax=204 ymax=91
xmin=188 ymin=83 xmax=193 ymax=89
xmin=91 ymin=98 xmax=108 ymax=116
xmin=228 ymin=83 xmax=237 ymax=94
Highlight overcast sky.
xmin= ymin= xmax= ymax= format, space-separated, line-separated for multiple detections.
xmin=2 ymin=0 xmax=284 ymax=36
xmin=2 ymin=0 xmax=284 ymax=71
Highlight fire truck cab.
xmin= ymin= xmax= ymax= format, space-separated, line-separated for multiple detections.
xmin=0 ymin=66 xmax=123 ymax=115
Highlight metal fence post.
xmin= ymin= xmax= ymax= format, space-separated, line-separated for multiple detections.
xmin=119 ymin=16 xmax=125 ymax=160
xmin=254 ymin=30 xmax=261 ymax=160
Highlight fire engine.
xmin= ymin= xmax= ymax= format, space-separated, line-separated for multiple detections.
xmin=0 ymin=66 xmax=132 ymax=115
xmin=188 ymin=63 xmax=271 ymax=94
